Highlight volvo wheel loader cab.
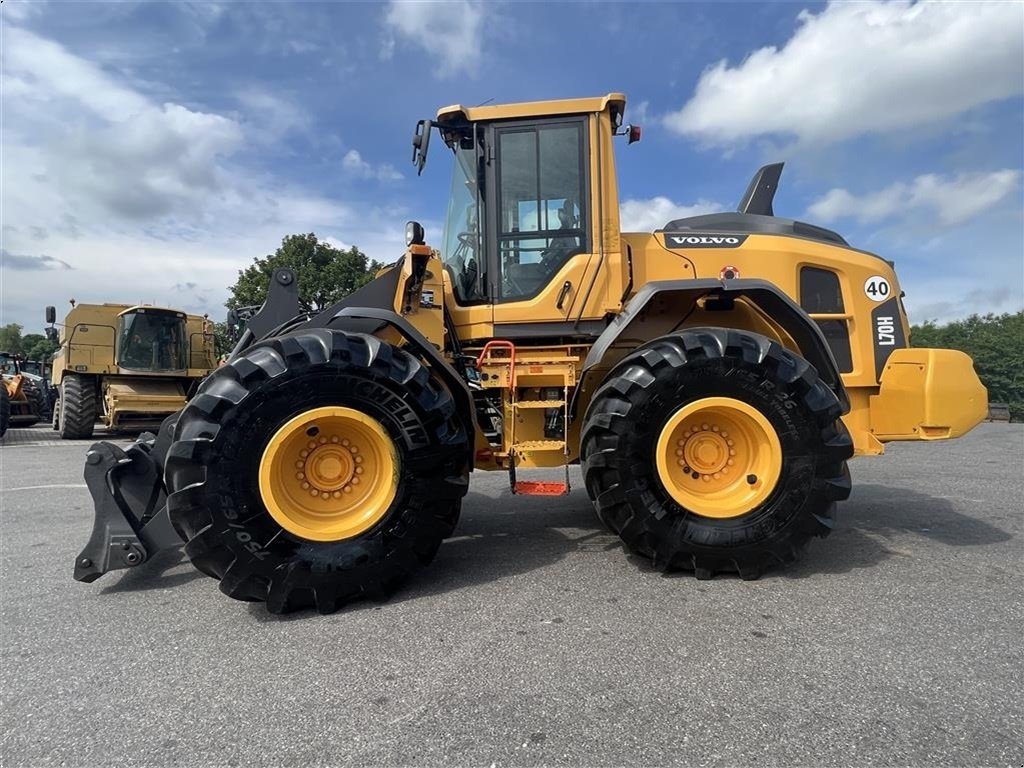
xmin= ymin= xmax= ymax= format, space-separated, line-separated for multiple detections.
xmin=74 ymin=93 xmax=988 ymax=613
xmin=47 ymin=302 xmax=216 ymax=439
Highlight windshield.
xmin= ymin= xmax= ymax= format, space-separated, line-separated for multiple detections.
xmin=0 ymin=354 xmax=17 ymax=377
xmin=441 ymin=145 xmax=483 ymax=302
xmin=117 ymin=311 xmax=187 ymax=371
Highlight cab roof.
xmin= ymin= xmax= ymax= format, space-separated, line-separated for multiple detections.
xmin=118 ymin=305 xmax=186 ymax=319
xmin=437 ymin=93 xmax=627 ymax=125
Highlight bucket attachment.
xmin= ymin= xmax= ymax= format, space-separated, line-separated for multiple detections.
xmin=74 ymin=422 xmax=183 ymax=583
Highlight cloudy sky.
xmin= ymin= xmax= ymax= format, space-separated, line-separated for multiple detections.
xmin=2 ymin=0 xmax=1022 ymax=332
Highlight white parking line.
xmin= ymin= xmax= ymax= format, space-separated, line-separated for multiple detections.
xmin=3 ymin=484 xmax=89 ymax=492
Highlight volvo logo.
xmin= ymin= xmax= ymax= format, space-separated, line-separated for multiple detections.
xmin=663 ymin=233 xmax=748 ymax=249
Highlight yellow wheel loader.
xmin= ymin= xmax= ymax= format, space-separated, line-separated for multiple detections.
xmin=73 ymin=94 xmax=987 ymax=613
xmin=47 ymin=302 xmax=216 ymax=439
xmin=1 ymin=352 xmax=46 ymax=431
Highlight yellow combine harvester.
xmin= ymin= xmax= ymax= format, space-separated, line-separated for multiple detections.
xmin=74 ymin=94 xmax=986 ymax=613
xmin=46 ymin=302 xmax=216 ymax=439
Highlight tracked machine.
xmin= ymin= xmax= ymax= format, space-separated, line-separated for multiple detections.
xmin=73 ymin=94 xmax=987 ymax=613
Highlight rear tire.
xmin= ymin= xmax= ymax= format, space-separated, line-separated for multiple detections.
xmin=581 ymin=327 xmax=852 ymax=579
xmin=58 ymin=374 xmax=97 ymax=439
xmin=165 ymin=328 xmax=470 ymax=614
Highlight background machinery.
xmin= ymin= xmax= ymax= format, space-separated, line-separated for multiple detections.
xmin=47 ymin=302 xmax=216 ymax=439
xmin=1 ymin=352 xmax=46 ymax=433
xmin=73 ymin=94 xmax=987 ymax=613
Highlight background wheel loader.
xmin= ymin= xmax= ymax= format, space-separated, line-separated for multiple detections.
xmin=46 ymin=302 xmax=217 ymax=439
xmin=73 ymin=94 xmax=987 ymax=614
xmin=1 ymin=352 xmax=46 ymax=431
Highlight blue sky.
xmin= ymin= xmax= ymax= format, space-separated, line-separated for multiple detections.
xmin=2 ymin=0 xmax=1022 ymax=332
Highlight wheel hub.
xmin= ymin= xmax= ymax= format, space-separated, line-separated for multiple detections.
xmin=300 ymin=439 xmax=362 ymax=496
xmin=655 ymin=397 xmax=782 ymax=518
xmin=259 ymin=406 xmax=398 ymax=541
xmin=681 ymin=427 xmax=733 ymax=477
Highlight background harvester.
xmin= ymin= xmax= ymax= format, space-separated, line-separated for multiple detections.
xmin=46 ymin=302 xmax=216 ymax=439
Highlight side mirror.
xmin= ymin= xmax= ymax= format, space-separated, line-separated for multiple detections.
xmin=45 ymin=306 xmax=56 ymax=324
xmin=45 ymin=327 xmax=58 ymax=342
xmin=411 ymin=119 xmax=432 ymax=176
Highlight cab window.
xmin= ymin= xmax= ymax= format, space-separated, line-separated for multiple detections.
xmin=495 ymin=122 xmax=587 ymax=301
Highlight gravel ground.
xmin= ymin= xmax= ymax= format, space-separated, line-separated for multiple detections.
xmin=1 ymin=422 xmax=1021 ymax=767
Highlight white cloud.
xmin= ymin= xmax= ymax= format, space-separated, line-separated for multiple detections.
xmin=665 ymin=1 xmax=1024 ymax=146
xmin=0 ymin=24 xmax=412 ymax=330
xmin=904 ymin=283 xmax=1023 ymax=325
xmin=1 ymin=1 xmax=47 ymax=22
xmin=807 ymin=170 xmax=1021 ymax=228
xmin=619 ymin=198 xmax=724 ymax=232
xmin=382 ymin=0 xmax=487 ymax=78
xmin=342 ymin=150 xmax=403 ymax=182
xmin=235 ymin=88 xmax=311 ymax=140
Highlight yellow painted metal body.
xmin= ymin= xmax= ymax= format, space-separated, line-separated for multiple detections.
xmin=258 ymin=406 xmax=398 ymax=541
xmin=655 ymin=398 xmax=783 ymax=518
xmin=50 ymin=302 xmax=216 ymax=430
xmin=384 ymin=93 xmax=986 ymax=470
xmin=869 ymin=349 xmax=989 ymax=441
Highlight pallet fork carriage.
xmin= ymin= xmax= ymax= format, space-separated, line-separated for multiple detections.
xmin=73 ymin=93 xmax=987 ymax=613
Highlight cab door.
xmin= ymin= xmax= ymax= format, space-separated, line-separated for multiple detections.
xmin=486 ymin=117 xmax=606 ymax=334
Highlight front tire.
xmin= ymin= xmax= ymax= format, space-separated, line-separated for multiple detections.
xmin=165 ymin=329 xmax=470 ymax=614
xmin=58 ymin=374 xmax=97 ymax=439
xmin=581 ymin=328 xmax=852 ymax=579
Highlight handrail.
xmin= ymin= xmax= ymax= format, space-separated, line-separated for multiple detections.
xmin=476 ymin=340 xmax=516 ymax=383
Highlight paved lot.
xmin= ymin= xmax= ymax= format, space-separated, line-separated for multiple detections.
xmin=1 ymin=423 xmax=1021 ymax=767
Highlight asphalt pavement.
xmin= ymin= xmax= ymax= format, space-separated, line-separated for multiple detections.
xmin=1 ymin=423 xmax=1021 ymax=767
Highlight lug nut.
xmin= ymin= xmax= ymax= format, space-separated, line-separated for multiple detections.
xmin=747 ymin=474 xmax=757 ymax=485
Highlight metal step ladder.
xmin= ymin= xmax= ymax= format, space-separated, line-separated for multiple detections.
xmin=476 ymin=341 xmax=571 ymax=496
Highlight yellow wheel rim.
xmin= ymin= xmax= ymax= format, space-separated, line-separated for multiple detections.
xmin=654 ymin=397 xmax=782 ymax=519
xmin=258 ymin=406 xmax=399 ymax=542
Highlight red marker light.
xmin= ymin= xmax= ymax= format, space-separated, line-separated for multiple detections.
xmin=628 ymin=125 xmax=642 ymax=144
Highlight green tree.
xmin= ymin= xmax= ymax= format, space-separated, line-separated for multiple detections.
xmin=227 ymin=233 xmax=384 ymax=313
xmin=20 ymin=334 xmax=59 ymax=361
xmin=0 ymin=323 xmax=23 ymax=354
xmin=212 ymin=321 xmax=234 ymax=358
xmin=911 ymin=312 xmax=1024 ymax=421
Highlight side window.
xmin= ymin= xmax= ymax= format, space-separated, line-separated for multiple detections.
xmin=496 ymin=123 xmax=586 ymax=301
xmin=800 ymin=267 xmax=844 ymax=314
xmin=800 ymin=267 xmax=853 ymax=373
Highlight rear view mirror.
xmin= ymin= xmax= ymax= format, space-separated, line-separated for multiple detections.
xmin=412 ymin=119 xmax=432 ymax=176
xmin=45 ymin=306 xmax=56 ymax=324
xmin=226 ymin=309 xmax=240 ymax=329
xmin=45 ymin=327 xmax=58 ymax=342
